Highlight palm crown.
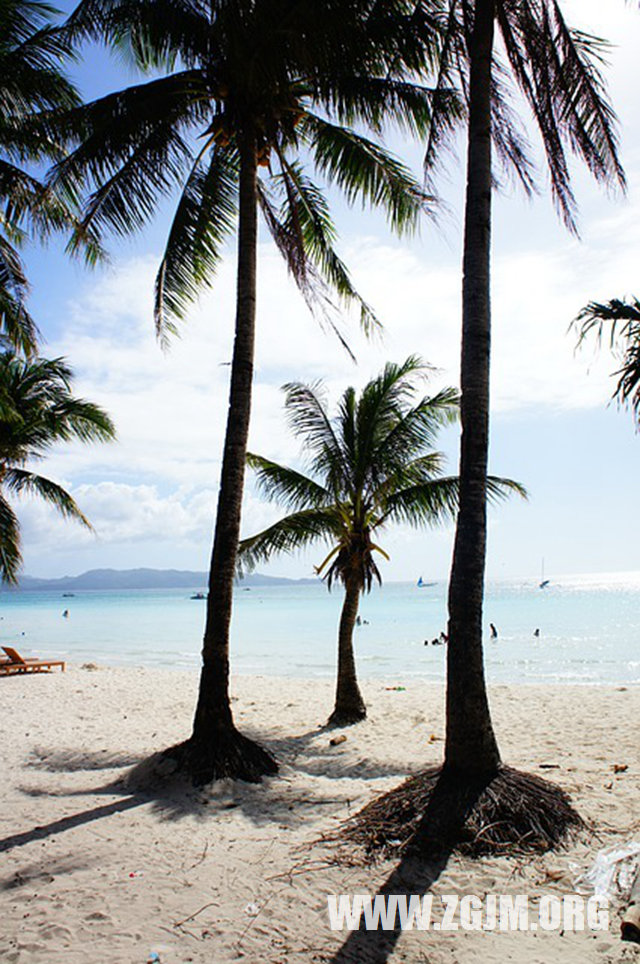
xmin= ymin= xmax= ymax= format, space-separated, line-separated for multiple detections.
xmin=1 ymin=0 xmax=86 ymax=355
xmin=424 ymin=0 xmax=624 ymax=231
xmin=50 ymin=0 xmax=452 ymax=340
xmin=574 ymin=297 xmax=640 ymax=427
xmin=239 ymin=356 xmax=524 ymax=589
xmin=0 ymin=352 xmax=116 ymax=582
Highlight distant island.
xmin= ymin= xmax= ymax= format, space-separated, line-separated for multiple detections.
xmin=7 ymin=568 xmax=319 ymax=592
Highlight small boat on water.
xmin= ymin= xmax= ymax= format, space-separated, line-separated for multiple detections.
xmin=539 ymin=558 xmax=550 ymax=589
xmin=417 ymin=576 xmax=435 ymax=588
xmin=190 ymin=592 xmax=206 ymax=600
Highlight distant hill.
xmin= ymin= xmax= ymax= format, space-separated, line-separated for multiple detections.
xmin=10 ymin=568 xmax=318 ymax=592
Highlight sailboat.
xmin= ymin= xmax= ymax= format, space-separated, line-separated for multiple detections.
xmin=417 ymin=576 xmax=435 ymax=588
xmin=539 ymin=558 xmax=550 ymax=589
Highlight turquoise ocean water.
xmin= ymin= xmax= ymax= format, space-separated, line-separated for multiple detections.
xmin=1 ymin=572 xmax=638 ymax=684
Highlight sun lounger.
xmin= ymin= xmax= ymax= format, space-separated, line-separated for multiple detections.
xmin=0 ymin=646 xmax=65 ymax=675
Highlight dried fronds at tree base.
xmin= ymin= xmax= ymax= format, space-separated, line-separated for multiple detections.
xmin=340 ymin=765 xmax=584 ymax=859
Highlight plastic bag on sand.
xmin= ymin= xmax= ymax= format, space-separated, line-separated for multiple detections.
xmin=574 ymin=842 xmax=640 ymax=900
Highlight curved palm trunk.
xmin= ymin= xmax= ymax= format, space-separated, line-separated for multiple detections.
xmin=444 ymin=0 xmax=501 ymax=777
xmin=328 ymin=575 xmax=366 ymax=726
xmin=186 ymin=125 xmax=277 ymax=783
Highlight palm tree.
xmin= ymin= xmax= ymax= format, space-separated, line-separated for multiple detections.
xmin=1 ymin=0 xmax=89 ymax=356
xmin=0 ymin=352 xmax=115 ymax=583
xmin=573 ymin=297 xmax=640 ymax=427
xmin=49 ymin=0 xmax=453 ymax=783
xmin=432 ymin=1 xmax=624 ymax=800
xmin=238 ymin=356 xmax=524 ymax=726
xmin=346 ymin=2 xmax=626 ymax=854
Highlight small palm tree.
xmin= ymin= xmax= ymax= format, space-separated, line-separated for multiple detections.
xmin=0 ymin=352 xmax=115 ymax=583
xmin=48 ymin=0 xmax=453 ymax=782
xmin=239 ymin=356 xmax=524 ymax=726
xmin=1 ymin=0 xmax=89 ymax=355
xmin=573 ymin=297 xmax=640 ymax=428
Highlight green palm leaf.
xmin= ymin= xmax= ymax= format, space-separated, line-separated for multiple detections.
xmin=154 ymin=142 xmax=238 ymax=340
xmin=0 ymin=493 xmax=21 ymax=584
xmin=4 ymin=467 xmax=92 ymax=527
xmin=246 ymin=453 xmax=331 ymax=511
xmin=381 ymin=474 xmax=526 ymax=528
xmin=303 ymin=112 xmax=437 ymax=235
xmin=264 ymin=158 xmax=380 ymax=336
xmin=47 ymin=71 xmax=208 ymax=250
xmin=0 ymin=0 xmax=90 ymax=355
xmin=0 ymin=350 xmax=115 ymax=582
xmin=0 ymin=237 xmax=40 ymax=353
xmin=238 ymin=506 xmax=340 ymax=574
xmin=573 ymin=297 xmax=640 ymax=423
xmin=282 ymin=380 xmax=351 ymax=496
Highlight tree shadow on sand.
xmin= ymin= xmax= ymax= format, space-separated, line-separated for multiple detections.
xmin=27 ymin=747 xmax=145 ymax=773
xmin=11 ymin=719 xmax=410 ymax=840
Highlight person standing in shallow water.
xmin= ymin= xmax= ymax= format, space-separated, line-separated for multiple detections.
xmin=489 ymin=623 xmax=498 ymax=639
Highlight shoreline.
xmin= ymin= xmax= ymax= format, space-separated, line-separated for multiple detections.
xmin=8 ymin=658 xmax=640 ymax=687
xmin=2 ymin=667 xmax=639 ymax=962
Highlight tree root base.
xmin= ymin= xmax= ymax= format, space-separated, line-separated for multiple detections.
xmin=162 ymin=729 xmax=278 ymax=786
xmin=327 ymin=705 xmax=367 ymax=728
xmin=341 ymin=764 xmax=584 ymax=858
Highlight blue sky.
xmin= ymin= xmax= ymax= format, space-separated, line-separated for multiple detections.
xmin=16 ymin=0 xmax=640 ymax=582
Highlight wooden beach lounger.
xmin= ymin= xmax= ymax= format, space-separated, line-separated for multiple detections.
xmin=0 ymin=646 xmax=65 ymax=675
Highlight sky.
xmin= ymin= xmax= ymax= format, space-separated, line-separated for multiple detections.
xmin=14 ymin=0 xmax=640 ymax=583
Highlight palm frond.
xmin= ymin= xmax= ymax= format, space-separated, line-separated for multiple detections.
xmin=324 ymin=74 xmax=459 ymax=141
xmin=262 ymin=158 xmax=379 ymax=336
xmin=422 ymin=0 xmax=467 ymax=191
xmin=303 ymin=112 xmax=437 ymax=235
xmin=4 ymin=467 xmax=92 ymax=527
xmin=490 ymin=59 xmax=536 ymax=196
xmin=573 ymin=297 xmax=640 ymax=423
xmin=485 ymin=476 xmax=528 ymax=503
xmin=0 ymin=352 xmax=115 ymax=458
xmin=368 ymin=384 xmax=459 ymax=482
xmin=353 ymin=357 xmax=448 ymax=487
xmin=155 ymin=142 xmax=238 ymax=342
xmin=45 ymin=396 xmax=116 ymax=444
xmin=381 ymin=475 xmax=461 ymax=527
xmin=382 ymin=473 xmax=526 ymax=528
xmin=0 ymin=237 xmax=39 ymax=354
xmin=282 ymin=380 xmax=351 ymax=494
xmin=0 ymin=493 xmax=21 ymax=584
xmin=0 ymin=160 xmax=81 ymax=244
xmin=497 ymin=2 xmax=624 ymax=233
xmin=64 ymin=0 xmax=210 ymax=69
xmin=237 ymin=506 xmax=340 ymax=574
xmin=46 ymin=71 xmax=208 ymax=250
xmin=246 ymin=452 xmax=331 ymax=511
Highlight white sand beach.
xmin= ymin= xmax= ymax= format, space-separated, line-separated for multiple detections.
xmin=1 ymin=666 xmax=639 ymax=963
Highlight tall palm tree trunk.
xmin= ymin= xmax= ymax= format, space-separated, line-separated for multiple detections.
xmin=186 ymin=125 xmax=277 ymax=783
xmin=329 ymin=574 xmax=366 ymax=726
xmin=445 ymin=0 xmax=501 ymax=778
